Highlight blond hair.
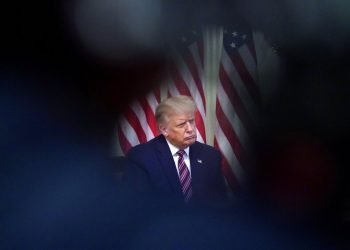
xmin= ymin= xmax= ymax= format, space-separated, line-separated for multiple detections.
xmin=155 ymin=95 xmax=197 ymax=125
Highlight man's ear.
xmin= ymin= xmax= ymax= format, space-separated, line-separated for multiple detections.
xmin=159 ymin=124 xmax=168 ymax=137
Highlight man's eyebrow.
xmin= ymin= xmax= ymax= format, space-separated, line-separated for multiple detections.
xmin=176 ymin=121 xmax=186 ymax=126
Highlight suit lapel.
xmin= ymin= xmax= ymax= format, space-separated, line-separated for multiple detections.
xmin=154 ymin=136 xmax=182 ymax=195
xmin=189 ymin=142 xmax=203 ymax=169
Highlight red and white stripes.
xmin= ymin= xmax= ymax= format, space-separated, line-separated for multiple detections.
xmin=167 ymin=30 xmax=206 ymax=143
xmin=214 ymin=29 xmax=260 ymax=189
xmin=117 ymin=89 xmax=161 ymax=154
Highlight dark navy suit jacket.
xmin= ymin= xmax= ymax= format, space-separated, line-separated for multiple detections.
xmin=124 ymin=135 xmax=227 ymax=206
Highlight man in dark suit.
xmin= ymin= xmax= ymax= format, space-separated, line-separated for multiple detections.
xmin=124 ymin=95 xmax=227 ymax=207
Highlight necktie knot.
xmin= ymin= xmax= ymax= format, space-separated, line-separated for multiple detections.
xmin=177 ymin=149 xmax=186 ymax=158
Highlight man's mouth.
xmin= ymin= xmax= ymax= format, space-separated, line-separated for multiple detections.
xmin=185 ymin=135 xmax=196 ymax=140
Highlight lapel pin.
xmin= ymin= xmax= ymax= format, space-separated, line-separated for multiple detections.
xmin=197 ymin=159 xmax=202 ymax=164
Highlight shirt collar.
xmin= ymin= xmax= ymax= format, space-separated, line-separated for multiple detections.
xmin=165 ymin=139 xmax=189 ymax=156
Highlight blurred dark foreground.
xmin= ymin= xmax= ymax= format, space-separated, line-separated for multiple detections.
xmin=1 ymin=0 xmax=350 ymax=249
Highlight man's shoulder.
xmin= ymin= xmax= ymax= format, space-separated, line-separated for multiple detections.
xmin=127 ymin=135 xmax=163 ymax=155
xmin=192 ymin=141 xmax=220 ymax=154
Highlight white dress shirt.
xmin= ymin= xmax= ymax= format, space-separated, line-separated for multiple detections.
xmin=165 ymin=140 xmax=191 ymax=177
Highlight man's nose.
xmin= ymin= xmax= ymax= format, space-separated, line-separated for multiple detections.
xmin=186 ymin=121 xmax=194 ymax=132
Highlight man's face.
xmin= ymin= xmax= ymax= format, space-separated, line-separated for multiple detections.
xmin=160 ymin=111 xmax=197 ymax=149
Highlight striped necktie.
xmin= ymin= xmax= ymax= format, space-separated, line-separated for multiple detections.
xmin=177 ymin=149 xmax=192 ymax=202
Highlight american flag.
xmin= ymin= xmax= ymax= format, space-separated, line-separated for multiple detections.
xmin=214 ymin=28 xmax=260 ymax=190
xmin=116 ymin=26 xmax=262 ymax=192
xmin=116 ymin=88 xmax=161 ymax=154
xmin=166 ymin=28 xmax=206 ymax=143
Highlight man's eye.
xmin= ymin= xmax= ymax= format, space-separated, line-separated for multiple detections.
xmin=176 ymin=123 xmax=186 ymax=128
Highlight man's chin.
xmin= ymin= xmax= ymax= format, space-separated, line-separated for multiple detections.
xmin=185 ymin=136 xmax=196 ymax=145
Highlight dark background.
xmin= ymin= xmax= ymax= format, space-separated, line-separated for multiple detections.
xmin=1 ymin=0 xmax=350 ymax=248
